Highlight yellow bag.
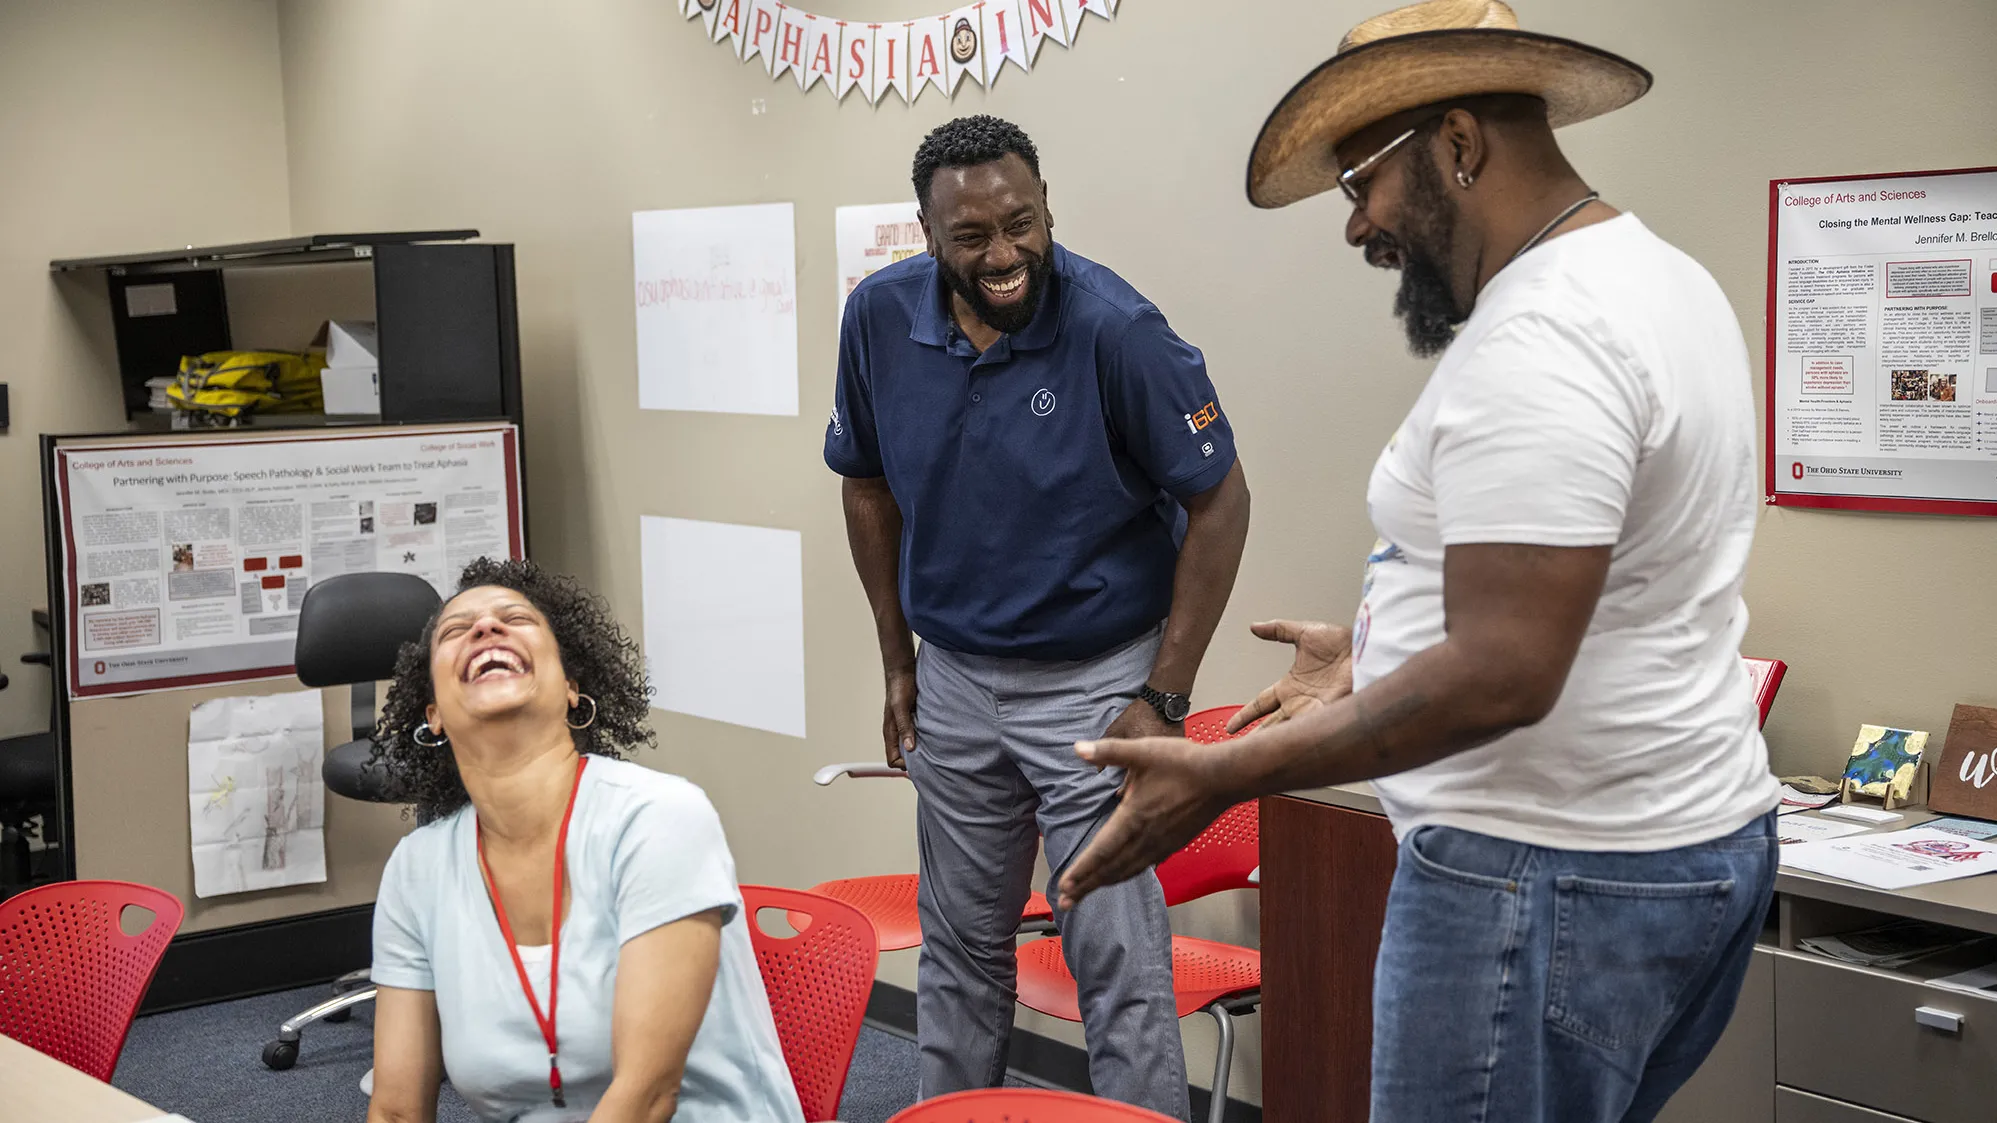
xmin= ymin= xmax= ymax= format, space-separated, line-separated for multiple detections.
xmin=168 ymin=351 xmax=325 ymax=418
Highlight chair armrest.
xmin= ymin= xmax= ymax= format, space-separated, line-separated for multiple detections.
xmin=812 ymin=762 xmax=911 ymax=786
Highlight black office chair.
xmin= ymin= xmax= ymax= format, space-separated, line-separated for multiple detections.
xmin=261 ymin=572 xmax=440 ymax=1071
xmin=0 ymin=619 xmax=59 ymax=898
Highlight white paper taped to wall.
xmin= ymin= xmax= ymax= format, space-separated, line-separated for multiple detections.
xmin=835 ymin=201 xmax=924 ymax=330
xmin=640 ymin=515 xmax=806 ymax=738
xmin=634 ymin=202 xmax=799 ymax=416
xmin=187 ymin=689 xmax=326 ymax=899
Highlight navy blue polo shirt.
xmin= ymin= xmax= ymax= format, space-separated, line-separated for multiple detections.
xmin=824 ymin=243 xmax=1236 ymax=661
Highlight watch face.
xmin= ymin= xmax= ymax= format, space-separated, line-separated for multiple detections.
xmin=1164 ymin=697 xmax=1191 ymax=722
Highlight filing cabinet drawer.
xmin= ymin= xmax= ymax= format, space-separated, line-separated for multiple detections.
xmin=1776 ymin=1088 xmax=1919 ymax=1123
xmin=1776 ymin=950 xmax=1997 ymax=1123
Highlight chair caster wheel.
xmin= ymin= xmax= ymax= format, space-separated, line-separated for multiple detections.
xmin=326 ymin=1007 xmax=353 ymax=1023
xmin=262 ymin=1040 xmax=299 ymax=1070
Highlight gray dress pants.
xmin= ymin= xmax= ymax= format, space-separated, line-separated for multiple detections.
xmin=905 ymin=627 xmax=1190 ymax=1119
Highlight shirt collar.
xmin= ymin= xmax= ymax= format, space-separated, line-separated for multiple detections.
xmin=908 ymin=243 xmax=1068 ymax=352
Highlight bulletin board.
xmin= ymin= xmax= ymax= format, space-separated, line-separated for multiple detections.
xmin=50 ymin=423 xmax=522 ymax=698
xmin=1766 ymin=165 xmax=1997 ymax=515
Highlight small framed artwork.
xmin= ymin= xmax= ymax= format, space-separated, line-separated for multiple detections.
xmin=1841 ymin=725 xmax=1929 ymax=810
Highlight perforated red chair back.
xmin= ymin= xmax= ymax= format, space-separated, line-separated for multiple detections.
xmin=1153 ymin=706 xmax=1260 ymax=906
xmin=1742 ymin=657 xmax=1787 ymax=728
xmin=0 ymin=880 xmax=183 ymax=1080
xmin=740 ymin=885 xmax=879 ymax=1121
xmin=888 ymin=1087 xmax=1185 ymax=1122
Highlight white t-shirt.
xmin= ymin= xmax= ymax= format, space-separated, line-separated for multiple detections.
xmin=372 ymin=756 xmax=804 ymax=1123
xmin=1357 ymin=214 xmax=1779 ymax=851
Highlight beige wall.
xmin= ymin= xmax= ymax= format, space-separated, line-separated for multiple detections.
xmin=5 ymin=0 xmax=1994 ymax=1106
xmin=0 ymin=0 xmax=292 ymax=738
xmin=267 ymin=0 xmax=1997 ymax=1103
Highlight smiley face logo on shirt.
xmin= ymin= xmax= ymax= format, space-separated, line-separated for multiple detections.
xmin=1031 ymin=389 xmax=1056 ymax=417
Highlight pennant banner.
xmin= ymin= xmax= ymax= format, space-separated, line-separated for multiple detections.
xmin=681 ymin=0 xmax=1116 ymax=105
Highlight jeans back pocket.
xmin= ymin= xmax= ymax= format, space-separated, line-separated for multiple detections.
xmin=1545 ymin=874 xmax=1734 ymax=1053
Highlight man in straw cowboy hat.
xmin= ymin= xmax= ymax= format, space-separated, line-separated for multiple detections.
xmin=1058 ymin=1 xmax=1781 ymax=1117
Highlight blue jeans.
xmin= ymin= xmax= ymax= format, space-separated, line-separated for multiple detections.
xmin=1371 ymin=812 xmax=1777 ymax=1123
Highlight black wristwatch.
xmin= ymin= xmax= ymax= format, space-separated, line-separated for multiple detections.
xmin=1139 ymin=683 xmax=1191 ymax=724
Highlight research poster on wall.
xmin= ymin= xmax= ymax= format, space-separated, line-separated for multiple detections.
xmin=1768 ymin=166 xmax=1997 ymax=514
xmin=835 ymin=202 xmax=925 ymax=328
xmin=54 ymin=424 xmax=523 ymax=698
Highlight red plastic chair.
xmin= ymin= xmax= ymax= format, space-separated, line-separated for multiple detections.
xmin=1016 ymin=705 xmax=1262 ymax=1123
xmin=1743 ymin=656 xmax=1787 ymax=728
xmin=0 ymin=879 xmax=183 ymax=1080
xmin=804 ymin=763 xmax=1054 ymax=951
xmin=740 ymin=885 xmax=880 ymax=1122
xmin=888 ymin=1087 xmax=1185 ymax=1122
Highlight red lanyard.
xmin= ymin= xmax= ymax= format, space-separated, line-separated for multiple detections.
xmin=478 ymin=754 xmax=588 ymax=1109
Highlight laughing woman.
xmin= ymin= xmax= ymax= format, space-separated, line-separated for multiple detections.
xmin=364 ymin=557 xmax=803 ymax=1123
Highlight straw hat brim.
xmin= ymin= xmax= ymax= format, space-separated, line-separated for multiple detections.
xmin=1247 ymin=28 xmax=1652 ymax=209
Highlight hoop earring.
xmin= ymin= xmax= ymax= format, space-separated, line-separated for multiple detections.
xmin=1456 ymin=170 xmax=1475 ymax=189
xmin=413 ymin=722 xmax=449 ymax=748
xmin=567 ymin=694 xmax=598 ymax=731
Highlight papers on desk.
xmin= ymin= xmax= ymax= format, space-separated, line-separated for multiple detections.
xmin=1778 ymin=784 xmax=1841 ymax=814
xmin=1798 ymin=919 xmax=1991 ymax=969
xmin=1780 ymin=827 xmax=1997 ymax=890
xmin=1776 ymin=815 xmax=1871 ymax=845
xmin=1929 ymin=962 xmax=1997 ymax=997
xmin=1924 ymin=817 xmax=1997 ymax=840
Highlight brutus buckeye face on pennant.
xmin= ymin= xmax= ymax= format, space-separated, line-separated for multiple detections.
xmin=950 ymin=18 xmax=978 ymax=64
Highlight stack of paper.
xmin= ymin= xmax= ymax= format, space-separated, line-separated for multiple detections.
xmin=1777 ymin=783 xmax=1840 ymax=814
xmin=1781 ymin=827 xmax=1997 ymax=890
xmin=1798 ymin=919 xmax=1988 ymax=969
xmin=146 ymin=375 xmax=175 ymax=412
xmin=1776 ymin=815 xmax=1870 ymax=846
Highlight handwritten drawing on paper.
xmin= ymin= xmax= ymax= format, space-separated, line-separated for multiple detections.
xmin=634 ymin=202 xmax=800 ymax=416
xmin=187 ymin=690 xmax=327 ymax=899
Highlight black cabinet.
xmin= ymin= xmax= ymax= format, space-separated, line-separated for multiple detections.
xmin=50 ymin=231 xmax=522 ymax=428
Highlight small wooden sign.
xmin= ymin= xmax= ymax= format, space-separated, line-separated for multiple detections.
xmin=1929 ymin=704 xmax=1997 ymax=821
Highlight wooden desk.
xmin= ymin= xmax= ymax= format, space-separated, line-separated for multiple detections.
xmin=1262 ymin=787 xmax=1997 ymax=1123
xmin=0 ymin=1033 xmax=168 ymax=1123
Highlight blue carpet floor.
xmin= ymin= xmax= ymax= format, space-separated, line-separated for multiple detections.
xmin=110 ymin=984 xmax=1028 ymax=1122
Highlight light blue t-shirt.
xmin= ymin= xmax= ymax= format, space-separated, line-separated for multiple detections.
xmin=371 ymin=756 xmax=804 ymax=1123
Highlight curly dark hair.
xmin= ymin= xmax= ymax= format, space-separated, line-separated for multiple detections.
xmin=912 ymin=114 xmax=1041 ymax=210
xmin=372 ymin=557 xmax=655 ymax=822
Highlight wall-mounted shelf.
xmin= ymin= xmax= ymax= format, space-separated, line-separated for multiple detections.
xmin=49 ymin=230 xmax=522 ymax=428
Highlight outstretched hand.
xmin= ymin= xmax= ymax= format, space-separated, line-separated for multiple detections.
xmin=1057 ymin=734 xmax=1239 ymax=910
xmin=1226 ymin=620 xmax=1354 ymax=733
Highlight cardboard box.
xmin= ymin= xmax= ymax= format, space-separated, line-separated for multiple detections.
xmin=323 ymin=366 xmax=380 ymax=415
xmin=324 ymin=320 xmax=379 ymax=368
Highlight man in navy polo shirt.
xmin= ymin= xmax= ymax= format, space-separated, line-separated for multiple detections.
xmin=825 ymin=115 xmax=1250 ymax=1116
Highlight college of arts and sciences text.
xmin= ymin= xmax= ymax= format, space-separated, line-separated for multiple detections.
xmin=1770 ymin=167 xmax=1997 ymax=514
xmin=55 ymin=424 xmax=522 ymax=698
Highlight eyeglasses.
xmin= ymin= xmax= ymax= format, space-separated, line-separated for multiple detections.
xmin=1336 ymin=127 xmax=1418 ymax=207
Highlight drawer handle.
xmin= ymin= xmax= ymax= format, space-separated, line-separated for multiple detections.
xmin=1915 ymin=1006 xmax=1964 ymax=1034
